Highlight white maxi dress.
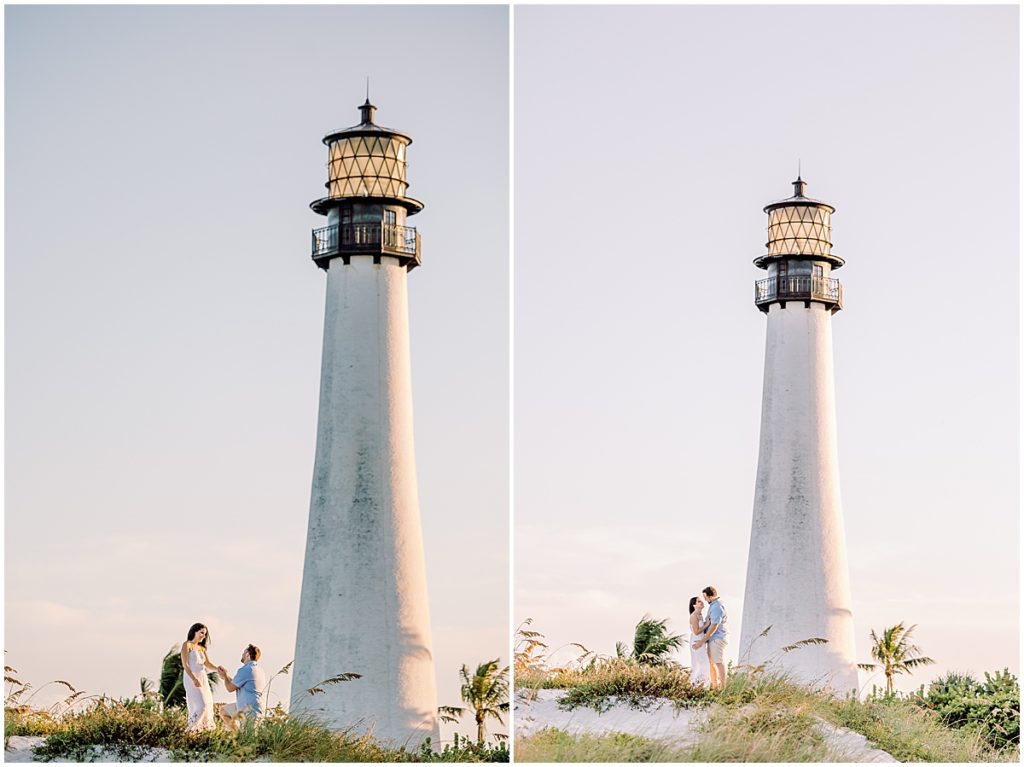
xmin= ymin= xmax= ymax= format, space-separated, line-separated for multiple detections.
xmin=689 ymin=619 xmax=711 ymax=686
xmin=184 ymin=647 xmax=215 ymax=732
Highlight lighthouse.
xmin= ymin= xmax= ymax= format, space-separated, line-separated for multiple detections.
xmin=739 ymin=177 xmax=859 ymax=693
xmin=292 ymin=99 xmax=439 ymax=745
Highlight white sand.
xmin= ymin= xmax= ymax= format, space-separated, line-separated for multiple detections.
xmin=4 ymin=736 xmax=173 ymax=762
xmin=515 ymin=689 xmax=708 ymax=744
xmin=514 ymin=689 xmax=898 ymax=762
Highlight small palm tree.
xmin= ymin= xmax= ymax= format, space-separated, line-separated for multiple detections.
xmin=615 ymin=615 xmax=683 ymax=665
xmin=438 ymin=659 xmax=509 ymax=743
xmin=859 ymin=623 xmax=935 ymax=694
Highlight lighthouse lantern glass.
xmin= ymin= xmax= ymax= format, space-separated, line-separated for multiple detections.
xmin=766 ymin=204 xmax=832 ymax=258
xmin=328 ymin=135 xmax=409 ymax=199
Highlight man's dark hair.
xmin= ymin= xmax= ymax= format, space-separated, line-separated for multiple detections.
xmin=245 ymin=644 xmax=261 ymax=661
xmin=702 ymin=586 xmax=718 ymax=599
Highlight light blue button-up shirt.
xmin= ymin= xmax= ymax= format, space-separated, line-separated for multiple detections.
xmin=707 ymin=599 xmax=728 ymax=641
xmin=232 ymin=661 xmax=266 ymax=715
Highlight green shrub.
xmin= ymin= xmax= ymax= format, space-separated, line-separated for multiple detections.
xmin=408 ymin=733 xmax=510 ymax=763
xmin=913 ymin=669 xmax=1020 ymax=750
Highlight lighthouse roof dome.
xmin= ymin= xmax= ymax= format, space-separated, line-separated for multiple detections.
xmin=322 ymin=99 xmax=413 ymax=145
xmin=763 ymin=176 xmax=835 ymax=214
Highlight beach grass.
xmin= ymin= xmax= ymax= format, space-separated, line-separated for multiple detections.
xmin=5 ymin=696 xmax=510 ymax=762
xmin=519 ymin=659 xmax=711 ymax=712
xmin=515 ymin=664 xmax=1019 ymax=762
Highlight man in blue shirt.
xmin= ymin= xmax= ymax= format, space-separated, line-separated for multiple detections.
xmin=693 ymin=585 xmax=728 ymax=689
xmin=217 ymin=644 xmax=267 ymax=730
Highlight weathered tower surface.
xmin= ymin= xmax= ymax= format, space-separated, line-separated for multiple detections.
xmin=740 ymin=177 xmax=859 ymax=693
xmin=293 ymin=99 xmax=439 ymax=746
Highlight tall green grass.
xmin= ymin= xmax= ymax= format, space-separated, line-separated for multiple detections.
xmin=516 ymin=664 xmax=1019 ymax=762
xmin=6 ymin=696 xmax=509 ymax=762
xmin=515 ymin=728 xmax=690 ymax=763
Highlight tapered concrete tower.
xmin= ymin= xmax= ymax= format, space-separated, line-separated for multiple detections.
xmin=739 ymin=177 xmax=859 ymax=693
xmin=293 ymin=99 xmax=439 ymax=746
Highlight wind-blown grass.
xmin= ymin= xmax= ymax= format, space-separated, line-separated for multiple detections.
xmin=516 ymin=662 xmax=1018 ymax=762
xmin=515 ymin=728 xmax=690 ymax=762
xmin=5 ymin=657 xmax=509 ymax=762
xmin=6 ymin=692 xmax=509 ymax=762
xmin=530 ymin=659 xmax=710 ymax=712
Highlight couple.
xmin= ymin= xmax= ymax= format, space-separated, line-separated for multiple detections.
xmin=687 ymin=585 xmax=728 ymax=690
xmin=181 ymin=622 xmax=267 ymax=732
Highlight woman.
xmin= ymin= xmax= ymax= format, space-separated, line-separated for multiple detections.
xmin=181 ymin=622 xmax=218 ymax=732
xmin=688 ymin=596 xmax=712 ymax=686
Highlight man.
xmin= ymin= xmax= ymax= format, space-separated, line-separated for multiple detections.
xmin=218 ymin=644 xmax=267 ymax=730
xmin=693 ymin=585 xmax=728 ymax=690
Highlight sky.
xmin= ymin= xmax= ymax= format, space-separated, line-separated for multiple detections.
xmin=4 ymin=5 xmax=509 ymax=742
xmin=514 ymin=4 xmax=1019 ymax=694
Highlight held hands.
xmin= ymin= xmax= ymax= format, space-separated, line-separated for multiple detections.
xmin=218 ymin=666 xmax=229 ymax=679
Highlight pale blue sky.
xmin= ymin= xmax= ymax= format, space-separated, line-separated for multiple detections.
xmin=514 ymin=4 xmax=1019 ymax=692
xmin=5 ymin=4 xmax=508 ymax=740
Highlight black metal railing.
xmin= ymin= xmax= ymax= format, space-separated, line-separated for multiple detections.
xmin=754 ymin=276 xmax=842 ymax=307
xmin=311 ymin=223 xmax=419 ymax=261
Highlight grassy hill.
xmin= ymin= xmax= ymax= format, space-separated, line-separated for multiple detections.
xmin=5 ymin=687 xmax=508 ymax=762
xmin=514 ymin=659 xmax=1019 ymax=762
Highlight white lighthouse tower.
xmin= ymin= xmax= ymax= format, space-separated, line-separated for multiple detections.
xmin=739 ymin=177 xmax=859 ymax=693
xmin=293 ymin=99 xmax=439 ymax=746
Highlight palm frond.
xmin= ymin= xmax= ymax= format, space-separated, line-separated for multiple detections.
xmin=901 ymin=656 xmax=936 ymax=668
xmin=438 ymin=704 xmax=464 ymax=724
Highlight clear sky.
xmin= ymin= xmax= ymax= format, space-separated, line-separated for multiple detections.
xmin=5 ymin=5 xmax=509 ymax=741
xmin=514 ymin=4 xmax=1018 ymax=693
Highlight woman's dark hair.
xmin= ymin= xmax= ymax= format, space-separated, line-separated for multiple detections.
xmin=187 ymin=622 xmax=210 ymax=648
xmin=688 ymin=596 xmax=699 ymax=615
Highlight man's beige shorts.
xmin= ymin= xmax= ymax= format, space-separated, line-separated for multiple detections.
xmin=708 ymin=639 xmax=727 ymax=664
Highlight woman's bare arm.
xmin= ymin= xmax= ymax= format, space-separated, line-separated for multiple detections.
xmin=181 ymin=644 xmax=199 ymax=686
xmin=689 ymin=614 xmax=702 ymax=636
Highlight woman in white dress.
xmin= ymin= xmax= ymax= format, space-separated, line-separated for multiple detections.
xmin=181 ymin=623 xmax=218 ymax=732
xmin=688 ymin=596 xmax=712 ymax=686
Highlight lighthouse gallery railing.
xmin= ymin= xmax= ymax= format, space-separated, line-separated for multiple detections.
xmin=311 ymin=223 xmax=419 ymax=259
xmin=754 ymin=276 xmax=842 ymax=307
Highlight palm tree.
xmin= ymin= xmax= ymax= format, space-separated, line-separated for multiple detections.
xmin=438 ymin=659 xmax=509 ymax=743
xmin=859 ymin=623 xmax=935 ymax=694
xmin=615 ymin=615 xmax=683 ymax=665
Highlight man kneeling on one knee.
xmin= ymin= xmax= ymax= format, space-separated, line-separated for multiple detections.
xmin=218 ymin=644 xmax=266 ymax=730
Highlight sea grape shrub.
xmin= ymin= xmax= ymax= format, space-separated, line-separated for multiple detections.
xmin=914 ymin=669 xmax=1019 ymax=750
xmin=408 ymin=733 xmax=510 ymax=763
